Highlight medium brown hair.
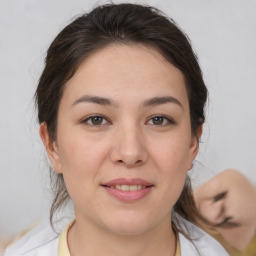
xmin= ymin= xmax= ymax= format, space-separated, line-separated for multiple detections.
xmin=35 ymin=3 xmax=207 ymax=233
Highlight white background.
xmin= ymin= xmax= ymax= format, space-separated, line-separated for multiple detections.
xmin=0 ymin=0 xmax=255 ymax=238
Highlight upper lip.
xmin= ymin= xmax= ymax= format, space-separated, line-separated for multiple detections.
xmin=102 ymin=178 xmax=153 ymax=187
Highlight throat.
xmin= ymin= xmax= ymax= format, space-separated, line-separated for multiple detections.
xmin=67 ymin=218 xmax=177 ymax=256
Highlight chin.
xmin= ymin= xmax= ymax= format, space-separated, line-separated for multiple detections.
xmin=99 ymin=211 xmax=158 ymax=236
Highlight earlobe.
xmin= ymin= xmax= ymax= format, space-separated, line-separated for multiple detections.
xmin=188 ymin=125 xmax=203 ymax=170
xmin=39 ymin=122 xmax=62 ymax=173
xmin=192 ymin=124 xmax=203 ymax=153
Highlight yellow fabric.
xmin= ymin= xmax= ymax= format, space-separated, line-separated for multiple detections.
xmin=210 ymin=233 xmax=256 ymax=256
xmin=58 ymin=221 xmax=73 ymax=256
xmin=175 ymin=235 xmax=181 ymax=256
xmin=59 ymin=220 xmax=181 ymax=256
xmin=201 ymin=224 xmax=256 ymax=256
xmin=242 ymin=235 xmax=256 ymax=256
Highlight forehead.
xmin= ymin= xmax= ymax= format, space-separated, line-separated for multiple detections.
xmin=62 ymin=44 xmax=188 ymax=107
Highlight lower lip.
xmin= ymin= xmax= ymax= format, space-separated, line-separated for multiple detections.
xmin=102 ymin=186 xmax=153 ymax=202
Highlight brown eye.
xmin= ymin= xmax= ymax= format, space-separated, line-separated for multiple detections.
xmin=83 ymin=115 xmax=109 ymax=126
xmin=91 ymin=116 xmax=103 ymax=125
xmin=147 ymin=116 xmax=174 ymax=126
xmin=152 ymin=117 xmax=164 ymax=125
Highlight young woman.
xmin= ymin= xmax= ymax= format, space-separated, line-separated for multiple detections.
xmin=4 ymin=3 xmax=228 ymax=256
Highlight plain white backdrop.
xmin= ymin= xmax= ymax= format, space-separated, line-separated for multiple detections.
xmin=0 ymin=0 xmax=255 ymax=238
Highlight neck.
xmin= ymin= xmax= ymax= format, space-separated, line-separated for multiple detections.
xmin=68 ymin=214 xmax=177 ymax=256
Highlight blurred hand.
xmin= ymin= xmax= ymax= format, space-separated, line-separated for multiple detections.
xmin=194 ymin=169 xmax=256 ymax=251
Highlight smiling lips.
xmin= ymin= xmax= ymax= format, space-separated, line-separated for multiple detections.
xmin=102 ymin=178 xmax=154 ymax=202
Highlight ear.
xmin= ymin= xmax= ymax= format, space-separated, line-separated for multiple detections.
xmin=188 ymin=125 xmax=203 ymax=170
xmin=39 ymin=122 xmax=62 ymax=173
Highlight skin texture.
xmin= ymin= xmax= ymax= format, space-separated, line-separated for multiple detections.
xmin=40 ymin=44 xmax=200 ymax=256
xmin=194 ymin=169 xmax=256 ymax=251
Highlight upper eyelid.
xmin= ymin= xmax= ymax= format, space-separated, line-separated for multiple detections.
xmin=82 ymin=114 xmax=111 ymax=124
xmin=81 ymin=114 xmax=175 ymax=124
xmin=146 ymin=115 xmax=175 ymax=123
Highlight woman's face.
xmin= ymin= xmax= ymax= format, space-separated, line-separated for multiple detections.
xmin=41 ymin=44 xmax=199 ymax=235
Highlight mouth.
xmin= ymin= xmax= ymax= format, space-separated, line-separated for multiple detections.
xmin=101 ymin=178 xmax=154 ymax=202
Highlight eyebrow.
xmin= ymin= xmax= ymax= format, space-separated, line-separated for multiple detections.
xmin=72 ymin=95 xmax=114 ymax=106
xmin=143 ymin=96 xmax=183 ymax=108
xmin=72 ymin=95 xmax=183 ymax=108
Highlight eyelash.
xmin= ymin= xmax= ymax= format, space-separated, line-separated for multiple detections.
xmin=146 ymin=115 xmax=175 ymax=126
xmin=81 ymin=115 xmax=175 ymax=127
xmin=81 ymin=115 xmax=110 ymax=126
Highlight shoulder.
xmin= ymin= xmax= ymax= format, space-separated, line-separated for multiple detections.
xmin=176 ymin=216 xmax=229 ymax=256
xmin=3 ymin=219 xmax=66 ymax=256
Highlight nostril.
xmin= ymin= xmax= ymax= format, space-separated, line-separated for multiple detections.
xmin=115 ymin=159 xmax=143 ymax=167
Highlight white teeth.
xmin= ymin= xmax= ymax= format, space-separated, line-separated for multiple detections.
xmin=121 ymin=185 xmax=129 ymax=191
xmin=129 ymin=185 xmax=137 ymax=191
xmin=116 ymin=185 xmax=121 ymax=190
xmin=112 ymin=185 xmax=146 ymax=191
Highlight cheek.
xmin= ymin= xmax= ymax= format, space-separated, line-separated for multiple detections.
xmin=58 ymin=130 xmax=108 ymax=171
xmin=56 ymin=131 xmax=110 ymax=199
xmin=150 ymin=134 xmax=192 ymax=174
xmin=149 ymin=136 xmax=190 ymax=203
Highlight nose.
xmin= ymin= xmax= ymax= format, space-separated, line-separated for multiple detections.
xmin=110 ymin=124 xmax=148 ymax=168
